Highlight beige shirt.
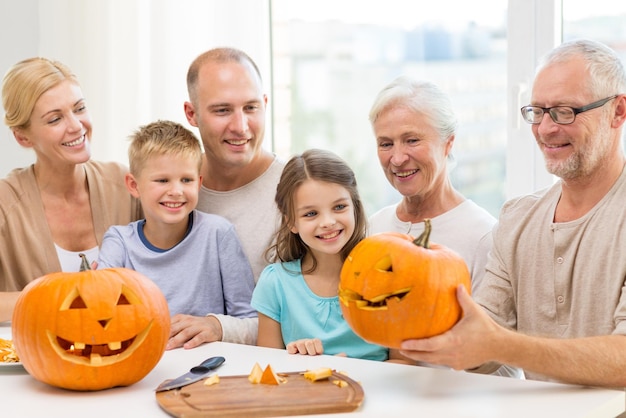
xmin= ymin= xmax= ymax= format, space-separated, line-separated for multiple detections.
xmin=196 ymin=157 xmax=284 ymax=283
xmin=0 ymin=161 xmax=141 ymax=291
xmin=475 ymin=167 xmax=626 ymax=381
xmin=195 ymin=157 xmax=283 ymax=345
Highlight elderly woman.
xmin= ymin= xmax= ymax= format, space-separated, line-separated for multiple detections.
xmin=368 ymin=77 xmax=495 ymax=291
xmin=0 ymin=57 xmax=141 ymax=320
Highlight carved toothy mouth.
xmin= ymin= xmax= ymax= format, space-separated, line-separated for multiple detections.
xmin=338 ymin=287 xmax=411 ymax=310
xmin=46 ymin=321 xmax=153 ymax=366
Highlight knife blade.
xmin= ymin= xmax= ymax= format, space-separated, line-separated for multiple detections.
xmin=155 ymin=356 xmax=225 ymax=392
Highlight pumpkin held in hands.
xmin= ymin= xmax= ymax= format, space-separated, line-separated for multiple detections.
xmin=11 ymin=254 xmax=170 ymax=391
xmin=339 ymin=219 xmax=470 ymax=348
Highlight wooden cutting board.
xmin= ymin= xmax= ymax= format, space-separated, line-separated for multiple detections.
xmin=156 ymin=370 xmax=364 ymax=417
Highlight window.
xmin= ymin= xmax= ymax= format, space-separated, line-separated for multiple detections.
xmin=271 ymin=1 xmax=626 ymax=218
xmin=271 ymin=0 xmax=509 ymax=216
xmin=563 ymin=1 xmax=626 ymax=102
xmin=3 ymin=1 xmax=624 ymax=201
xmin=504 ymin=0 xmax=626 ymax=201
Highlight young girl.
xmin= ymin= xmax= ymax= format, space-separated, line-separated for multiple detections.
xmin=251 ymin=149 xmax=390 ymax=360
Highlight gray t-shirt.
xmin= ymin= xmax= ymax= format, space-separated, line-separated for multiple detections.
xmin=196 ymin=157 xmax=284 ymax=282
xmin=97 ymin=210 xmax=256 ymax=319
xmin=369 ymin=199 xmax=496 ymax=292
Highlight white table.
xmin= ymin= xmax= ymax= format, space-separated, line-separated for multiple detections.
xmin=1 ymin=322 xmax=623 ymax=417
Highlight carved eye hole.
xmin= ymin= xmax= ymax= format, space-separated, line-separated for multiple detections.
xmin=60 ymin=288 xmax=85 ymax=311
xmin=117 ymin=294 xmax=131 ymax=305
xmin=117 ymin=285 xmax=141 ymax=306
xmin=375 ymin=255 xmax=393 ymax=273
xmin=60 ymin=285 xmax=140 ymax=311
xmin=69 ymin=295 xmax=87 ymax=309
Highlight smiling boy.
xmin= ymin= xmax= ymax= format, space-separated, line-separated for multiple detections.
xmin=97 ymin=120 xmax=257 ymax=348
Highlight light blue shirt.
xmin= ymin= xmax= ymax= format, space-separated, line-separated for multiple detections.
xmin=251 ymin=259 xmax=388 ymax=361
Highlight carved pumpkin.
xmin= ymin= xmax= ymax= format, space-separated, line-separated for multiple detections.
xmin=339 ymin=219 xmax=470 ymax=348
xmin=11 ymin=255 xmax=170 ymax=391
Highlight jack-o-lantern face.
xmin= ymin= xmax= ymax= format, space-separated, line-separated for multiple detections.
xmin=12 ymin=265 xmax=170 ymax=391
xmin=339 ymin=220 xmax=470 ymax=349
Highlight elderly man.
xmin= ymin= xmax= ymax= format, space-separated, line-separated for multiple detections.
xmin=400 ymin=39 xmax=626 ymax=387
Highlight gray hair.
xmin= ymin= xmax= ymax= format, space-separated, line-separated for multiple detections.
xmin=538 ymin=39 xmax=626 ymax=98
xmin=368 ymin=76 xmax=457 ymax=141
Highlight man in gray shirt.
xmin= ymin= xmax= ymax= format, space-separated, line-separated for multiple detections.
xmin=172 ymin=47 xmax=284 ymax=348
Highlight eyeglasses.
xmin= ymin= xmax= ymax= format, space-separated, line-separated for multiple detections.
xmin=520 ymin=95 xmax=618 ymax=125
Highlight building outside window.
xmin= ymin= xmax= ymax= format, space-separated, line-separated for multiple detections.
xmin=271 ymin=0 xmax=626 ymax=217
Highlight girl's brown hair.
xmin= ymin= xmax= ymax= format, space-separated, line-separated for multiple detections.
xmin=268 ymin=148 xmax=367 ymax=273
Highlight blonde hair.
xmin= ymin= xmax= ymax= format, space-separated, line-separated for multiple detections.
xmin=2 ymin=57 xmax=78 ymax=130
xmin=128 ymin=120 xmax=203 ymax=176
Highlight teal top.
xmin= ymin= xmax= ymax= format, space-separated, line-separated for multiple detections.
xmin=251 ymin=259 xmax=388 ymax=361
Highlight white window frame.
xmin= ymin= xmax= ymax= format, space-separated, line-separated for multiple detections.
xmin=506 ymin=0 xmax=561 ymax=198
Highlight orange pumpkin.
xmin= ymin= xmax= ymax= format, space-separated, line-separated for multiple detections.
xmin=11 ymin=255 xmax=170 ymax=391
xmin=339 ymin=219 xmax=470 ymax=348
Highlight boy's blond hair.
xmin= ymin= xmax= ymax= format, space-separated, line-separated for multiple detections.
xmin=128 ymin=120 xmax=202 ymax=176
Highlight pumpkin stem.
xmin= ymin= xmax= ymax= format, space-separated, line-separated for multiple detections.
xmin=78 ymin=253 xmax=92 ymax=271
xmin=413 ymin=218 xmax=432 ymax=249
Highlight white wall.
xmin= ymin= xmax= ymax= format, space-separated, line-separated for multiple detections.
xmin=0 ymin=0 xmax=271 ymax=176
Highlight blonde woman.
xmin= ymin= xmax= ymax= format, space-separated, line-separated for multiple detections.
xmin=0 ymin=57 xmax=141 ymax=320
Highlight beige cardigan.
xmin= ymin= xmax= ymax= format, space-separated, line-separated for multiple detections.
xmin=0 ymin=160 xmax=141 ymax=291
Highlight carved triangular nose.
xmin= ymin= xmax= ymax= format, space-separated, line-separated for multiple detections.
xmin=98 ymin=318 xmax=112 ymax=328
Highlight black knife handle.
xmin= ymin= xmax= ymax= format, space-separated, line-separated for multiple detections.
xmin=190 ymin=356 xmax=225 ymax=374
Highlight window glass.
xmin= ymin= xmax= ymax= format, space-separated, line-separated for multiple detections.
xmin=271 ymin=1 xmax=508 ymax=216
xmin=563 ymin=2 xmax=626 ymax=145
xmin=563 ymin=2 xmax=626 ymax=74
xmin=563 ymin=1 xmax=626 ymax=51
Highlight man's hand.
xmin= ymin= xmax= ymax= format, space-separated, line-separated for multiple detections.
xmin=399 ymin=285 xmax=501 ymax=370
xmin=166 ymin=314 xmax=223 ymax=350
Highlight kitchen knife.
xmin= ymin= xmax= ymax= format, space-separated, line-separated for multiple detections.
xmin=155 ymin=356 xmax=225 ymax=392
